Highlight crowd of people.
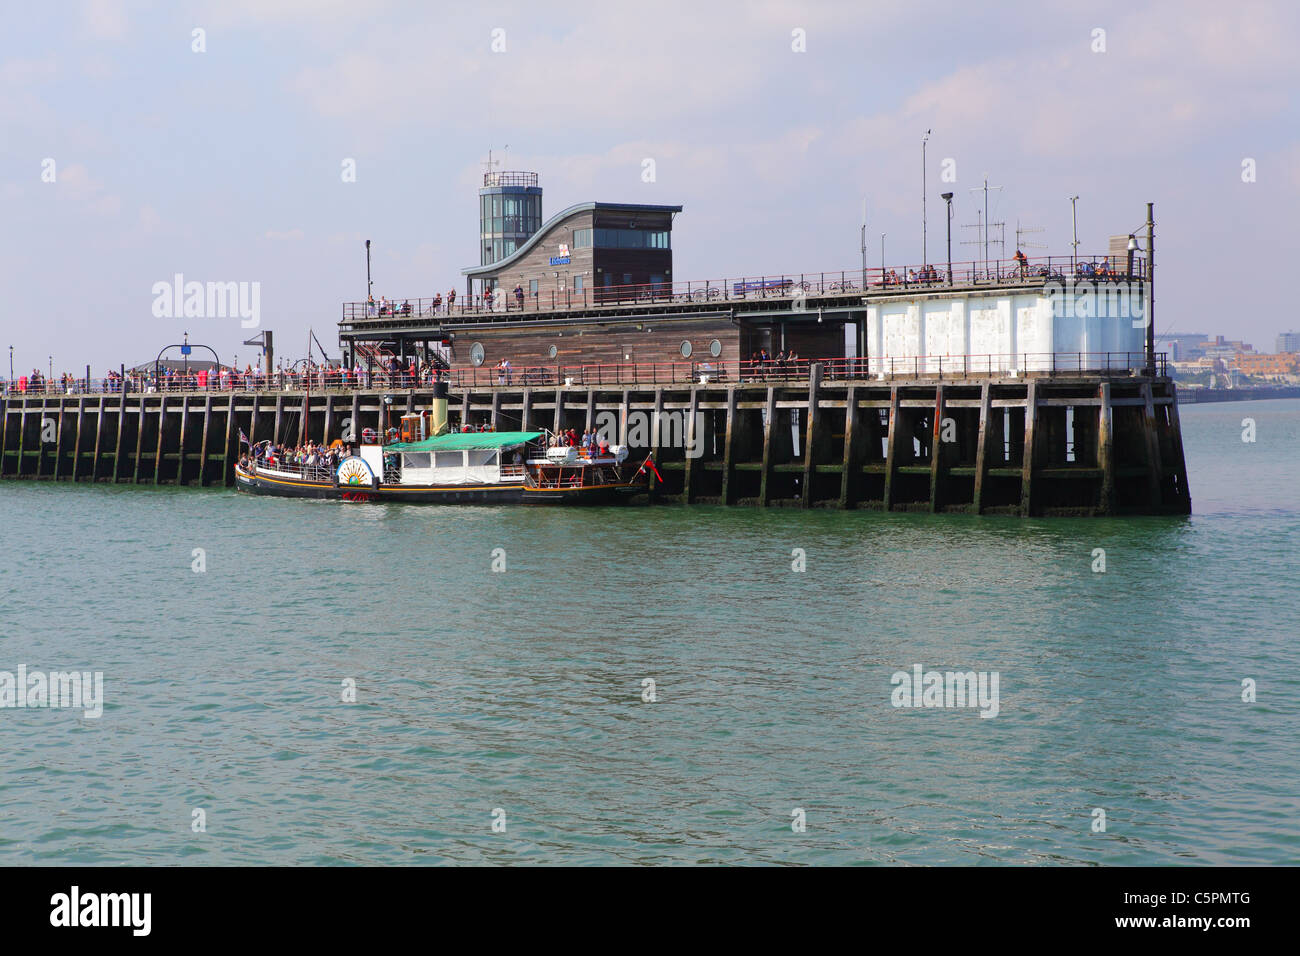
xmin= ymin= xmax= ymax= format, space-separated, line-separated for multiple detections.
xmin=365 ymin=290 xmax=459 ymax=317
xmin=743 ymin=349 xmax=803 ymax=380
xmin=240 ymin=439 xmax=354 ymax=476
xmin=547 ymin=427 xmax=612 ymax=457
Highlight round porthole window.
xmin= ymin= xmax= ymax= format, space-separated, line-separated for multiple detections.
xmin=548 ymin=344 xmax=558 ymax=359
xmin=709 ymin=338 xmax=722 ymax=357
xmin=470 ymin=342 xmax=485 ymax=366
xmin=680 ymin=340 xmax=693 ymax=358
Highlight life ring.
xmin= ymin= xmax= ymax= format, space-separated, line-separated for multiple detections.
xmin=361 ymin=427 xmax=377 ymax=443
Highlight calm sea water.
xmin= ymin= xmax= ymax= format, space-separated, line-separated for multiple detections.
xmin=1 ymin=399 xmax=1297 ymax=865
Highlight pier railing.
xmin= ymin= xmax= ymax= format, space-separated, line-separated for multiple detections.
xmin=2 ymin=352 xmax=1167 ymax=398
xmin=341 ymin=253 xmax=1146 ymax=324
xmin=449 ymin=352 xmax=1167 ymax=388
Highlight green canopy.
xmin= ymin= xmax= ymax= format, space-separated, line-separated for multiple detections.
xmin=387 ymin=430 xmax=542 ymax=453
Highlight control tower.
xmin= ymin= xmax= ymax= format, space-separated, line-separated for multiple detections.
xmin=479 ymin=171 xmax=542 ymax=266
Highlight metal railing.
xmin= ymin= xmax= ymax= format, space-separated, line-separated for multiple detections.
xmin=449 ymin=352 xmax=1167 ymax=388
xmin=2 ymin=352 xmax=1168 ymax=398
xmin=341 ymin=253 xmax=1146 ymax=325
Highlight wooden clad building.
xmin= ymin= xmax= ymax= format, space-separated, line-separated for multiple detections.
xmin=463 ymin=201 xmax=682 ymax=305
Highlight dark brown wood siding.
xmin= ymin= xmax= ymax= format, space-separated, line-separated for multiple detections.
xmin=446 ymin=317 xmax=742 ymax=372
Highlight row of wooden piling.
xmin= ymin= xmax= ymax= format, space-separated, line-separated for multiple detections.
xmin=0 ymin=370 xmax=1190 ymax=514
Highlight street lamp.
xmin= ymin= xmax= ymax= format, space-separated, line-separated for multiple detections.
xmin=880 ymin=233 xmax=886 ymax=278
xmin=922 ymin=129 xmax=931 ymax=267
xmin=8 ymin=345 xmax=12 ymax=384
xmin=941 ymin=192 xmax=954 ymax=285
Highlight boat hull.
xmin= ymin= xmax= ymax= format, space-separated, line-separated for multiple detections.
xmin=234 ymin=465 xmax=643 ymax=505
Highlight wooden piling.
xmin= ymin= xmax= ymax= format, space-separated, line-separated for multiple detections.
xmin=111 ymin=396 xmax=127 ymax=482
xmin=721 ymin=387 xmax=738 ymax=505
xmin=90 ymin=396 xmax=105 ymax=482
xmin=1097 ymin=382 xmax=1116 ymax=515
xmin=223 ymin=393 xmax=237 ymax=486
xmin=35 ymin=396 xmax=50 ymax=478
xmin=1140 ymin=382 xmax=1163 ymax=510
xmin=1165 ymin=383 xmax=1191 ymax=512
xmin=929 ymin=383 xmax=946 ymax=513
xmin=71 ymin=397 xmax=86 ymax=482
xmin=839 ymin=385 xmax=861 ymax=508
xmin=198 ymin=394 xmax=212 ymax=486
xmin=683 ymin=386 xmax=700 ymax=503
xmin=758 ymin=385 xmax=776 ymax=506
xmin=132 ymin=396 xmax=147 ymax=483
xmin=1019 ymin=381 xmax=1039 ymax=516
xmin=176 ymin=395 xmax=190 ymax=485
xmin=52 ymin=398 xmax=67 ymax=481
xmin=153 ymin=396 xmax=167 ymax=485
xmin=972 ymin=382 xmax=992 ymax=514
xmin=801 ymin=363 xmax=821 ymax=507
xmin=882 ymin=385 xmax=901 ymax=510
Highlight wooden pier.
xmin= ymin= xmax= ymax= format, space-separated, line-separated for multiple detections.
xmin=0 ymin=368 xmax=1190 ymax=515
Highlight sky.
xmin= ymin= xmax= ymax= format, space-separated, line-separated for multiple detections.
xmin=2 ymin=0 xmax=1298 ymax=376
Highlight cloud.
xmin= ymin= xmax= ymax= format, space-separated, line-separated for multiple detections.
xmin=82 ymin=0 xmax=127 ymax=39
xmin=265 ymin=229 xmax=306 ymax=240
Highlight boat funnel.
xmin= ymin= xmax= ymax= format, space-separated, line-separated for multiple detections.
xmin=430 ymin=380 xmax=450 ymax=436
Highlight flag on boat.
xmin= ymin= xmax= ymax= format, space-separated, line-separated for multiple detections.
xmin=238 ymin=428 xmax=250 ymax=446
xmin=639 ymin=457 xmax=663 ymax=483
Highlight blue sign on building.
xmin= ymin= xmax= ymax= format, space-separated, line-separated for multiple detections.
xmin=548 ymin=256 xmax=571 ymax=266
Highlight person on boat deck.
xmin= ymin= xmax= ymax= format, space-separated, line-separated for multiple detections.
xmin=598 ymin=435 xmax=610 ymax=456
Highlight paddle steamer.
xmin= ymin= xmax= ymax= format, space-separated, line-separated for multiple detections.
xmin=233 ymin=386 xmax=653 ymax=504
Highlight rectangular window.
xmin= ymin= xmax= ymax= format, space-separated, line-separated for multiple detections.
xmin=435 ymin=451 xmax=465 ymax=469
xmin=573 ymin=228 xmax=592 ymax=248
xmin=403 ymin=453 xmax=431 ymax=469
xmin=529 ymin=279 xmax=539 ymax=294
xmin=574 ymin=275 xmax=584 ymax=292
xmin=589 ymin=227 xmax=669 ymax=249
xmin=503 ymin=239 xmax=517 ymax=256
xmin=491 ymin=196 xmax=501 ymax=217
xmin=493 ymin=239 xmax=503 ymax=260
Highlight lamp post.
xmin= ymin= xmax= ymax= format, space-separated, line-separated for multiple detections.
xmin=880 ymin=233 xmax=886 ymax=277
xmin=941 ymin=192 xmax=954 ymax=285
xmin=1144 ymin=202 xmax=1155 ymax=376
xmin=1069 ymin=196 xmax=1080 ymax=272
xmin=922 ymin=129 xmax=931 ymax=267
xmin=860 ymin=198 xmax=867 ymax=291
xmin=365 ymin=239 xmax=373 ymax=302
xmin=8 ymin=345 xmax=12 ymax=384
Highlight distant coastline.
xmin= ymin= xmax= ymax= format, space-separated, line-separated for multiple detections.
xmin=1178 ymin=386 xmax=1300 ymax=403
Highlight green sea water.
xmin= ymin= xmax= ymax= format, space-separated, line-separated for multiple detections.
xmin=1 ymin=399 xmax=1297 ymax=865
